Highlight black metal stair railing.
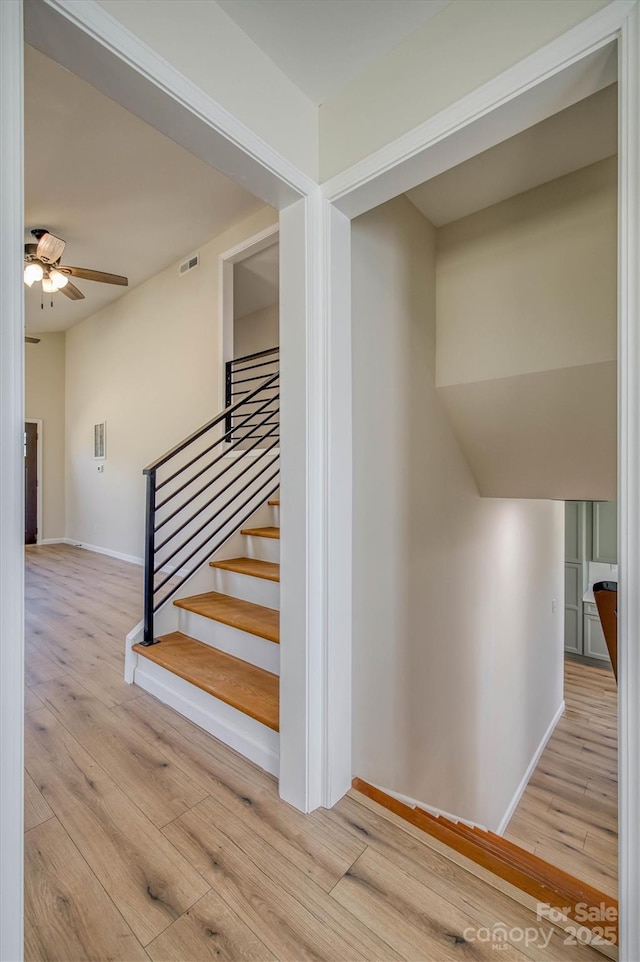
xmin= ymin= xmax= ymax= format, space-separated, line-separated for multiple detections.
xmin=225 ymin=346 xmax=279 ymax=440
xmin=142 ymin=347 xmax=279 ymax=645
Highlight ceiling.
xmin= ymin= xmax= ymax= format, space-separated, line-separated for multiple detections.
xmin=406 ymin=83 xmax=618 ymax=227
xmin=234 ymin=244 xmax=279 ymax=320
xmin=216 ymin=0 xmax=450 ymax=105
xmin=25 ymin=45 xmax=266 ymax=334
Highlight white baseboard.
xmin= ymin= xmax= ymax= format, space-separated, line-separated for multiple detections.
xmin=40 ymin=538 xmax=70 ymax=545
xmin=366 ymin=781 xmax=488 ymax=832
xmin=133 ymin=658 xmax=279 ymax=777
xmin=496 ymin=699 xmax=565 ymax=836
xmin=64 ymin=539 xmax=144 ymax=566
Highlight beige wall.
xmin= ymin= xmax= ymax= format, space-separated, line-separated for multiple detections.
xmin=351 ymin=196 xmax=564 ymax=829
xmin=434 ymin=157 xmax=617 ymax=500
xmin=435 ymin=157 xmax=617 ymax=387
xmin=320 ymin=0 xmax=610 ymax=179
xmin=65 ymin=206 xmax=278 ymax=560
xmin=234 ymin=304 xmax=279 ymax=360
xmin=98 ymin=0 xmax=609 ymax=185
xmin=25 ymin=333 xmax=66 ymax=541
xmin=97 ymin=0 xmax=318 ymax=180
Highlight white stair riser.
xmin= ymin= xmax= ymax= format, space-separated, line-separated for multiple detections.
xmin=242 ymin=535 xmax=279 ymax=563
xmin=210 ymin=568 xmax=280 ymax=609
xmin=133 ymin=656 xmax=279 ymax=777
xmin=177 ymin=607 xmax=280 ymax=675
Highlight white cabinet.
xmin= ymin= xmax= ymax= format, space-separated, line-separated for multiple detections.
xmin=564 ymin=501 xmax=615 ymax=665
xmin=564 ymin=564 xmax=582 ymax=655
xmin=583 ymin=601 xmax=611 ymax=662
xmin=592 ymin=501 xmax=617 ymax=565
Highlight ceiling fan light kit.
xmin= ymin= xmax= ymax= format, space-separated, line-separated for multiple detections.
xmin=23 ymin=262 xmax=43 ymax=287
xmin=23 ymin=228 xmax=128 ymax=305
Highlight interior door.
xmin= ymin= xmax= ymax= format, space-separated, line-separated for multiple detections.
xmin=25 ymin=421 xmax=38 ymax=545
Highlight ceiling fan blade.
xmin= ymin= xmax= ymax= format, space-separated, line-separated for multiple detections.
xmin=59 ymin=280 xmax=85 ymax=301
xmin=25 ymin=336 xmax=40 ymax=344
xmin=58 ymin=266 xmax=128 ymax=286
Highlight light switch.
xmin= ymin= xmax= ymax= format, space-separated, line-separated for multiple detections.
xmin=97 ymin=464 xmax=104 ymax=473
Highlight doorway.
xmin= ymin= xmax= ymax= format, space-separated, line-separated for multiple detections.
xmin=220 ymin=226 xmax=280 ymax=450
xmin=24 ymin=419 xmax=41 ymax=546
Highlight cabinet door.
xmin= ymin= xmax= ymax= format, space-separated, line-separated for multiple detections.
xmin=592 ymin=501 xmax=617 ymax=564
xmin=565 ymin=502 xmax=581 ymax=563
xmin=584 ymin=613 xmax=611 ymax=663
xmin=564 ymin=563 xmax=582 ymax=654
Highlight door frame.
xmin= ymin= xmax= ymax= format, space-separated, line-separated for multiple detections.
xmin=24 ymin=418 xmax=42 ymax=546
xmin=218 ymin=223 xmax=280 ymax=413
xmin=321 ymin=2 xmax=639 ymax=958
xmin=0 ymin=2 xmax=330 ymax=957
xmin=2 ymin=1 xmax=640 ymax=960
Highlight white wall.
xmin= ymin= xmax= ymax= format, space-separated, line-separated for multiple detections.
xmin=320 ymin=0 xmax=610 ymax=179
xmin=434 ymin=157 xmax=617 ymax=501
xmin=25 ymin=333 xmax=65 ymax=541
xmin=96 ymin=0 xmax=318 ymax=180
xmin=234 ymin=304 xmax=279 ymax=359
xmin=435 ymin=157 xmax=617 ymax=386
xmin=65 ymin=205 xmax=278 ymax=561
xmin=351 ymin=195 xmax=564 ymax=830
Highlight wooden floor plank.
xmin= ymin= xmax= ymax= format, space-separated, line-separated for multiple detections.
xmin=33 ymin=674 xmax=209 ymax=829
xmin=332 ymin=846 xmax=529 ymax=961
xmin=163 ymin=796 xmax=402 ymax=961
xmin=25 ymin=817 xmax=149 ymax=962
xmin=173 ymin=591 xmax=279 ymax=642
xmin=25 ymin=686 xmax=44 ymax=714
xmin=24 ymin=771 xmax=54 ymax=832
xmin=116 ymin=694 xmax=364 ymax=893
xmin=25 ymin=707 xmax=210 ymax=946
xmin=133 ymin=632 xmax=279 ymax=730
xmin=24 ymin=545 xmax=606 ymax=961
xmin=505 ymin=661 xmax=617 ymax=894
xmin=146 ymin=889 xmax=277 ymax=962
xmin=162 ymin=805 xmax=385 ymax=962
xmin=323 ymin=795 xmax=603 ymax=962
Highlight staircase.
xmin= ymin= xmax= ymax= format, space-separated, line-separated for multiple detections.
xmin=353 ymin=778 xmax=618 ymax=955
xmin=127 ymin=350 xmax=282 ymax=775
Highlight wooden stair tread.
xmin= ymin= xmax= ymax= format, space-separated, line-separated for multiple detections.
xmin=241 ymin=526 xmax=280 ymax=540
xmin=268 ymin=498 xmax=280 ymax=506
xmin=352 ymin=778 xmax=618 ymax=947
xmin=133 ymin=632 xmax=279 ymax=731
xmin=174 ymin=591 xmax=279 ymax=643
xmin=210 ymin=557 xmax=279 ymax=583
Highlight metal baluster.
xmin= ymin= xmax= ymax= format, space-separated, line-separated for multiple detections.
xmin=142 ymin=467 xmax=159 ymax=645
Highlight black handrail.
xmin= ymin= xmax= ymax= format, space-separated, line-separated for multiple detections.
xmin=225 ymin=347 xmax=278 ymax=440
xmin=142 ymin=347 xmax=279 ymax=645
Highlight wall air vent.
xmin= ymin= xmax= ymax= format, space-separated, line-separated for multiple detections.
xmin=179 ymin=253 xmax=200 ymax=276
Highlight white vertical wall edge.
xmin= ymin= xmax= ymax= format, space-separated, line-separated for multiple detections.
xmin=323 ymin=3 xmax=639 ymax=957
xmin=278 ymin=195 xmax=322 ymax=811
xmin=0 ymin=2 xmax=24 ymax=960
xmin=618 ymin=5 xmax=640 ymax=960
xmin=325 ymin=204 xmax=352 ymax=806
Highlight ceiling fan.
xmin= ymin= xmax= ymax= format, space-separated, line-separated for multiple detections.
xmin=24 ymin=228 xmax=128 ymax=302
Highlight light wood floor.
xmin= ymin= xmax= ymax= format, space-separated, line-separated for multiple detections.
xmin=25 ymin=545 xmax=605 ymax=961
xmin=505 ymin=658 xmax=618 ymax=897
